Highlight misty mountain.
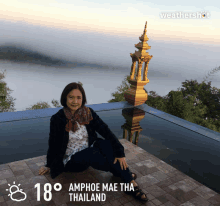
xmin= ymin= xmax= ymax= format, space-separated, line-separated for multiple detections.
xmin=0 ymin=44 xmax=103 ymax=68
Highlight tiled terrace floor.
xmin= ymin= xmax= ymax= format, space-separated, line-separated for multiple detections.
xmin=1 ymin=139 xmax=220 ymax=206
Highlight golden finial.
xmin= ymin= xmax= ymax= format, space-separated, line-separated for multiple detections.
xmin=144 ymin=21 xmax=147 ymax=34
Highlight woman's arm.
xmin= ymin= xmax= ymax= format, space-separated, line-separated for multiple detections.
xmin=45 ymin=116 xmax=63 ymax=168
xmin=89 ymin=108 xmax=125 ymax=158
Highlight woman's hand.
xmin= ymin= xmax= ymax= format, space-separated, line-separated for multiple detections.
xmin=39 ymin=166 xmax=50 ymax=175
xmin=113 ymin=157 xmax=128 ymax=170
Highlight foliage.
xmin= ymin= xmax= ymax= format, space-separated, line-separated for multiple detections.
xmin=24 ymin=101 xmax=52 ymax=110
xmin=23 ymin=99 xmax=62 ymax=111
xmin=144 ymin=90 xmax=169 ymax=113
xmin=108 ymin=75 xmax=131 ymax=102
xmin=179 ymin=80 xmax=220 ymax=121
xmin=164 ymin=90 xmax=208 ymax=122
xmin=108 ymin=66 xmax=220 ymax=133
xmin=0 ymin=69 xmax=16 ymax=112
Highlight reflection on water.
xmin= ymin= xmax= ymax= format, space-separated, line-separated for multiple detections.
xmin=117 ymin=106 xmax=220 ymax=194
xmin=138 ymin=133 xmax=177 ymax=158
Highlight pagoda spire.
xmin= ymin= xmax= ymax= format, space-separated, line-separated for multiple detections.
xmin=144 ymin=21 xmax=147 ymax=34
xmin=124 ymin=21 xmax=153 ymax=106
xmin=141 ymin=21 xmax=148 ymax=40
xmin=135 ymin=21 xmax=151 ymax=56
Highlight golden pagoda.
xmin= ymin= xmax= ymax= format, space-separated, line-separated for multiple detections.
xmin=124 ymin=21 xmax=153 ymax=106
xmin=121 ymin=107 xmax=145 ymax=145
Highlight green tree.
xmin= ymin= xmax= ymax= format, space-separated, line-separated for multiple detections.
xmin=0 ymin=69 xmax=16 ymax=112
xmin=108 ymin=66 xmax=220 ymax=132
xmin=22 ymin=99 xmax=62 ymax=110
xmin=144 ymin=90 xmax=169 ymax=113
xmin=165 ymin=90 xmax=208 ymax=122
xmin=24 ymin=101 xmax=52 ymax=111
xmin=108 ymin=75 xmax=131 ymax=102
xmin=179 ymin=80 xmax=220 ymax=121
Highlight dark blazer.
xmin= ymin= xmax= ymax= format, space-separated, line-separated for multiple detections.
xmin=45 ymin=107 xmax=125 ymax=179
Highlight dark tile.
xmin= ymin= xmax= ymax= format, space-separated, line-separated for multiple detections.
xmin=208 ymin=194 xmax=220 ymax=205
xmin=168 ymin=188 xmax=198 ymax=203
xmin=108 ymin=199 xmax=122 ymax=205
xmin=0 ymin=183 xmax=12 ymax=197
xmin=163 ymin=202 xmax=175 ymax=206
xmin=150 ymin=171 xmax=169 ymax=182
xmin=166 ymin=171 xmax=180 ymax=178
xmin=145 ymin=185 xmax=166 ymax=197
xmin=139 ymin=181 xmax=155 ymax=190
xmin=151 ymin=198 xmax=163 ymax=205
xmin=0 ymin=164 xmax=10 ymax=171
xmin=156 ymin=178 xmax=175 ymax=188
xmin=123 ymin=202 xmax=135 ymax=206
xmin=156 ymin=194 xmax=169 ymax=204
xmin=137 ymin=175 xmax=159 ymax=188
xmin=100 ymin=202 xmax=112 ymax=206
xmin=5 ymin=197 xmax=31 ymax=206
xmin=162 ymin=186 xmax=176 ymax=194
xmin=143 ymin=167 xmax=159 ymax=176
xmin=134 ymin=166 xmax=147 ymax=175
xmin=135 ymin=165 xmax=159 ymax=176
xmin=118 ymin=196 xmax=130 ymax=204
xmin=136 ymin=153 xmax=149 ymax=161
xmin=157 ymin=193 xmax=181 ymax=205
xmin=189 ymin=196 xmax=213 ymax=206
xmin=141 ymin=201 xmax=157 ymax=206
xmin=130 ymin=199 xmax=144 ymax=206
xmin=169 ymin=174 xmax=186 ymax=183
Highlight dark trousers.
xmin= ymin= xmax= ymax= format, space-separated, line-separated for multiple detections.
xmin=64 ymin=139 xmax=134 ymax=183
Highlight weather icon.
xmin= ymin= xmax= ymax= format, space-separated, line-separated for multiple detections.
xmin=5 ymin=181 xmax=27 ymax=202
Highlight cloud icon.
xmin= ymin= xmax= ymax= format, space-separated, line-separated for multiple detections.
xmin=6 ymin=182 xmax=27 ymax=202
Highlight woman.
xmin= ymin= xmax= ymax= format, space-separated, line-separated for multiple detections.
xmin=39 ymin=82 xmax=148 ymax=202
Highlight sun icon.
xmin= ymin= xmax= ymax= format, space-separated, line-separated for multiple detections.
xmin=5 ymin=181 xmax=27 ymax=202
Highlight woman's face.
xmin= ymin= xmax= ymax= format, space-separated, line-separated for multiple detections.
xmin=66 ymin=89 xmax=83 ymax=114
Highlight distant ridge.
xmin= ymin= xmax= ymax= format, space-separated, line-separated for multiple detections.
xmin=0 ymin=44 xmax=105 ymax=68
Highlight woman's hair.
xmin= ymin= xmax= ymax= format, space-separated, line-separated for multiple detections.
xmin=60 ymin=82 xmax=87 ymax=108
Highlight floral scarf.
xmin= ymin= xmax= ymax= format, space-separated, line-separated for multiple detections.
xmin=63 ymin=106 xmax=93 ymax=132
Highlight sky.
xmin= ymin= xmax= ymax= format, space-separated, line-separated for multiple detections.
xmin=0 ymin=0 xmax=219 ymax=44
xmin=0 ymin=0 xmax=219 ymax=83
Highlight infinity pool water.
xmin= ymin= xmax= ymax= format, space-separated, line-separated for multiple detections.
xmin=1 ymin=107 xmax=220 ymax=193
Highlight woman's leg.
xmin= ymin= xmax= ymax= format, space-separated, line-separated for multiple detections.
xmin=64 ymin=139 xmax=134 ymax=182
xmin=93 ymin=140 xmax=147 ymax=200
xmin=64 ymin=145 xmax=115 ymax=173
xmin=64 ymin=148 xmax=92 ymax=172
xmin=64 ymin=140 xmax=147 ymax=200
xmin=92 ymin=139 xmax=134 ymax=183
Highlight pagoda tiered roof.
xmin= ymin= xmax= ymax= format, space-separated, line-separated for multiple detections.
xmin=130 ymin=21 xmax=153 ymax=61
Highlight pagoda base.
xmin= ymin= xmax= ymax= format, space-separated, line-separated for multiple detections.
xmin=124 ymin=89 xmax=148 ymax=106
